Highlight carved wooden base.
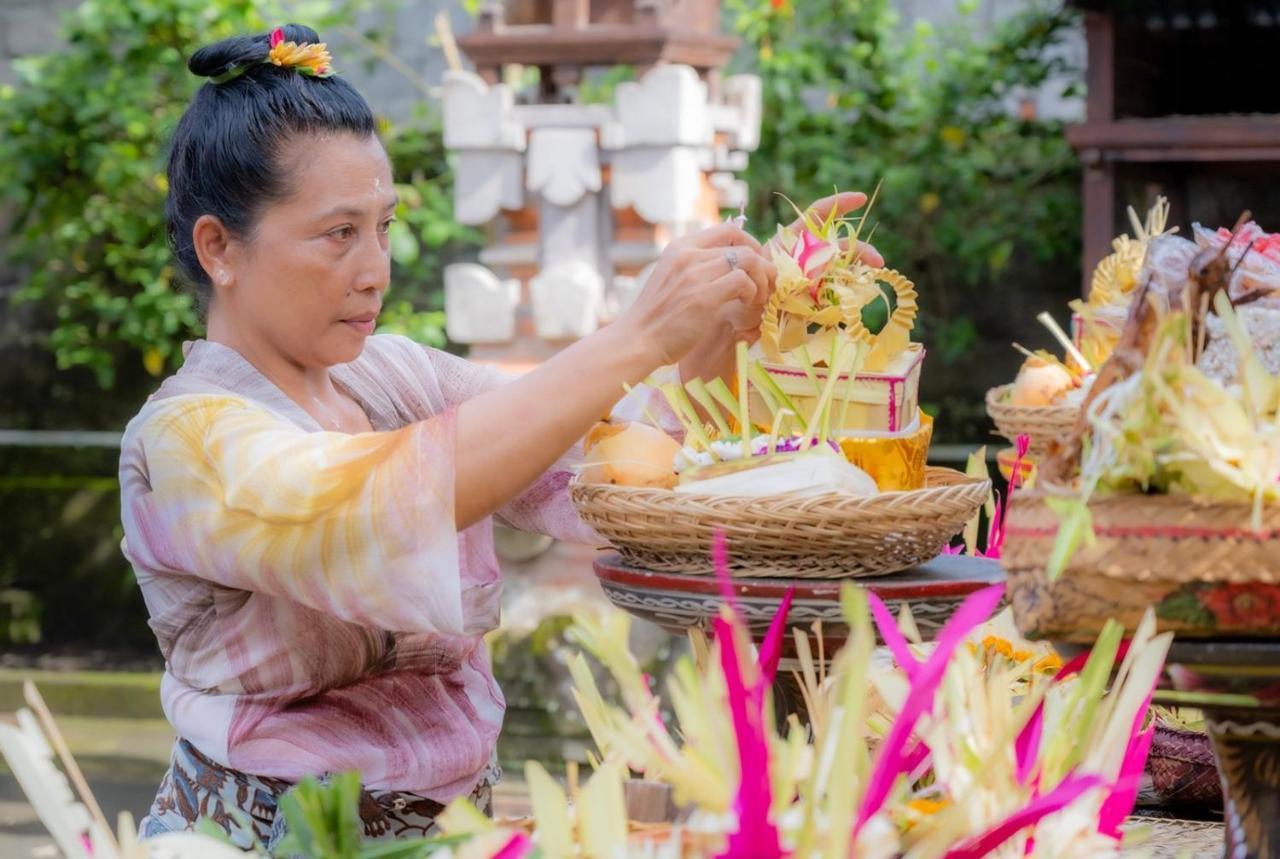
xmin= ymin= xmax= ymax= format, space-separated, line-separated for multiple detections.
xmin=1205 ymin=712 xmax=1280 ymax=858
xmin=592 ymin=552 xmax=1005 ymax=727
xmin=1166 ymin=641 xmax=1280 ymax=859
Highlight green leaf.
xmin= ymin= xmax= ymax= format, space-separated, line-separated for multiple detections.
xmin=388 ymin=218 xmax=419 ymax=265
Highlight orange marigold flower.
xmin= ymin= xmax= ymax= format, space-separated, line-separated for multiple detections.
xmin=908 ymin=798 xmax=948 ymax=815
xmin=268 ymin=37 xmax=333 ymax=77
xmin=982 ymin=635 xmax=1014 ymax=659
xmin=1033 ymin=653 xmax=1064 ymax=673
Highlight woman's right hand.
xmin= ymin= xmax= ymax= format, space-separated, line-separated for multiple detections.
xmin=620 ymin=223 xmax=776 ymax=365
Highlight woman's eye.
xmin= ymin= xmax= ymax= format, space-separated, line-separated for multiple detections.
xmin=330 ymin=226 xmax=355 ymax=241
xmin=379 ymin=217 xmax=397 ymax=235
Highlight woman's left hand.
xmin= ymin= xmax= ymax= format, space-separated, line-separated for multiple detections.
xmin=679 ymin=191 xmax=884 ymax=383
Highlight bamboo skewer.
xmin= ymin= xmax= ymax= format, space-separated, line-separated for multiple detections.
xmin=23 ymin=681 xmax=118 ymax=855
xmin=435 ymin=12 xmax=463 ymax=73
xmin=1036 ymin=312 xmax=1092 ymax=373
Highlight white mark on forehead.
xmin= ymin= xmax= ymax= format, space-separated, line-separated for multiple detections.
xmin=373 ymin=177 xmax=383 ymax=196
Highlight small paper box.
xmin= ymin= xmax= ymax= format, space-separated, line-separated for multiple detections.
xmin=749 ymin=343 xmax=924 ymax=434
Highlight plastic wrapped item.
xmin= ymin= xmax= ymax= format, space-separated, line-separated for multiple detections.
xmin=1191 ymin=221 xmax=1280 ymax=307
xmin=1136 ymin=232 xmax=1199 ymax=299
xmin=1197 ymin=304 xmax=1280 ymax=384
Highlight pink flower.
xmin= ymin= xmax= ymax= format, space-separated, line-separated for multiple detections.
xmin=270 ymin=27 xmax=285 ymax=48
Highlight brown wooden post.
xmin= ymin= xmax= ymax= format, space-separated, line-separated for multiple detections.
xmin=1080 ymin=11 xmax=1115 ymax=297
xmin=553 ymin=0 xmax=590 ymax=30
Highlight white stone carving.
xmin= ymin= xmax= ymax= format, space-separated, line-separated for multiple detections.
xmin=527 ymin=128 xmax=602 ymax=208
xmin=610 ymin=146 xmax=704 ymax=227
xmin=444 ymin=263 xmax=521 ymax=344
xmin=606 ymin=65 xmax=711 ymax=148
xmin=539 ymin=194 xmax=603 ymax=272
xmin=709 ymin=172 xmax=749 ymax=211
xmin=442 ymin=59 xmax=762 ymax=351
xmin=452 ymin=150 xmax=525 ymax=225
xmin=530 ymin=260 xmax=604 ymax=339
xmin=721 ymin=74 xmax=763 ymax=152
xmin=441 ymin=71 xmax=526 ymax=151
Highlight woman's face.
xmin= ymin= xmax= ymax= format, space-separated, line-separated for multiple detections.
xmin=210 ymin=132 xmax=396 ymax=368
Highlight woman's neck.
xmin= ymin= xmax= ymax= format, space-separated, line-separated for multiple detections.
xmin=206 ymin=315 xmax=339 ymax=410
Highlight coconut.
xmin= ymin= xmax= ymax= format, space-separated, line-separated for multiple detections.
xmin=1011 ymin=357 xmax=1075 ymax=407
xmin=581 ymin=421 xmax=680 ymax=488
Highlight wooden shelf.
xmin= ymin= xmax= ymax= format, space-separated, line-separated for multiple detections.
xmin=1066 ymin=116 xmax=1280 ymax=162
xmin=457 ymin=26 xmax=738 ymax=71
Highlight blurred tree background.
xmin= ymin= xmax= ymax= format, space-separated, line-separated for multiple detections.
xmin=0 ymin=0 xmax=1083 ymax=652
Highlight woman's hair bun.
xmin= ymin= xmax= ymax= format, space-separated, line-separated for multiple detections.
xmin=165 ymin=23 xmax=374 ymax=315
xmin=188 ymin=25 xmax=324 ymax=79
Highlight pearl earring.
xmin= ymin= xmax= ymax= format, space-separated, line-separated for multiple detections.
xmin=218 ymin=271 xmax=229 ymax=285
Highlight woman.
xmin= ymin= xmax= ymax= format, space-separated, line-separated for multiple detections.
xmin=123 ymin=24 xmax=879 ymax=847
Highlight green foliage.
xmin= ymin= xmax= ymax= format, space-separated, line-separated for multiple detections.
xmin=379 ymin=112 xmax=483 ymax=348
xmin=230 ymin=771 xmax=466 ymax=858
xmin=727 ymin=0 xmax=1083 ymax=362
xmin=0 ymin=0 xmax=477 ymax=389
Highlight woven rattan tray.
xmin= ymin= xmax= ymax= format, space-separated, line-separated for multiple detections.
xmin=571 ymin=466 xmax=990 ymax=578
xmin=1003 ymin=491 xmax=1280 ymax=641
xmin=985 ymin=384 xmax=1078 ymax=456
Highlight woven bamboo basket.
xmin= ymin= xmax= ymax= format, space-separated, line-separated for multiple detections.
xmin=1147 ymin=723 xmax=1222 ymax=808
xmin=571 ymin=466 xmax=990 ymax=578
xmin=984 ymin=384 xmax=1078 ymax=456
xmin=1003 ymin=491 xmax=1280 ymax=642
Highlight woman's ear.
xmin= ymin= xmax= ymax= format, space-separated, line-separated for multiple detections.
xmin=192 ymin=214 xmax=237 ymax=292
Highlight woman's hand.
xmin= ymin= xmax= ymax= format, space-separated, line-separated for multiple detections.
xmin=773 ymin=191 xmax=884 ymax=267
xmin=620 ymin=222 xmax=776 ymax=366
xmin=678 ymin=192 xmax=883 ymax=385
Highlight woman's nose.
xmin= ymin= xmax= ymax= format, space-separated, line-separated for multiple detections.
xmin=354 ymin=231 xmax=391 ymax=293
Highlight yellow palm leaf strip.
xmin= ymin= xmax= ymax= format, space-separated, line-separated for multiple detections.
xmin=865 ymin=267 xmax=917 ymax=370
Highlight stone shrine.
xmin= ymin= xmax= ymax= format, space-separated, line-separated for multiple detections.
xmin=441 ymin=0 xmax=762 ymax=367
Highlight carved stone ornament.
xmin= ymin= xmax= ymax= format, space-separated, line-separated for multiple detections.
xmin=441 ymin=70 xmax=526 ymax=152
xmin=527 ymin=128 xmax=602 ymax=209
xmin=529 ymin=260 xmax=605 ymax=339
xmin=444 ymin=263 xmax=521 ymax=344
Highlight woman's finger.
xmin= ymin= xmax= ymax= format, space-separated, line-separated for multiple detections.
xmin=791 ymin=191 xmax=868 ymax=231
xmin=839 ymin=239 xmax=884 ymax=268
xmin=688 ymin=251 xmax=773 ymax=307
xmin=709 ymin=268 xmax=758 ymax=306
xmin=682 ymin=222 xmax=765 ymax=255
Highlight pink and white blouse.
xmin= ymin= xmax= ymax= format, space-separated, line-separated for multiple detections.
xmin=118 ymin=334 xmax=674 ymax=801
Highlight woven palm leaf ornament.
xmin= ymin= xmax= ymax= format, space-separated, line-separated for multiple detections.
xmin=1086 ymin=196 xmax=1173 ymax=308
xmin=760 ymin=195 xmax=918 ymax=373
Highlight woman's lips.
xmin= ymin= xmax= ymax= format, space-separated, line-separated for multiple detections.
xmin=342 ymin=312 xmax=378 ymax=335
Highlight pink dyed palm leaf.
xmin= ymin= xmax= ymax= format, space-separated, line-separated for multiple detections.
xmin=714 ymin=615 xmax=784 ymax=859
xmin=1015 ymin=701 xmax=1045 ymax=787
xmin=712 ymin=532 xmax=787 ymax=858
xmin=855 ymin=584 xmax=1006 ymax=833
xmin=941 ymin=774 xmax=1107 ymax=859
xmin=492 ymin=832 xmax=533 ymax=859
xmin=867 ymin=592 xmax=921 ymax=679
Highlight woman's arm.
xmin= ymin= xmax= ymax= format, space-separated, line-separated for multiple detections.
xmin=453 ymin=222 xmax=772 ymax=530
